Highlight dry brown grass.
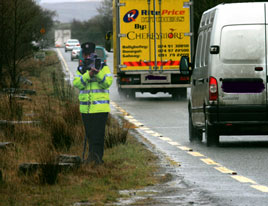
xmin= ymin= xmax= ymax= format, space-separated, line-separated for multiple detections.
xmin=0 ymin=51 xmax=160 ymax=206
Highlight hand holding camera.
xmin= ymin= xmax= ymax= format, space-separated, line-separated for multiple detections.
xmin=89 ymin=67 xmax=99 ymax=77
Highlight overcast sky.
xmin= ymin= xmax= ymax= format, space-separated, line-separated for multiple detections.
xmin=40 ymin=0 xmax=100 ymax=3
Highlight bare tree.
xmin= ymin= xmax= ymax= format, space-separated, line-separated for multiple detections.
xmin=96 ymin=0 xmax=113 ymax=33
xmin=71 ymin=0 xmax=113 ymax=46
xmin=0 ymin=0 xmax=54 ymax=89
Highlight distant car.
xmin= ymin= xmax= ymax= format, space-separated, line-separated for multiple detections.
xmin=95 ymin=46 xmax=107 ymax=64
xmin=65 ymin=39 xmax=80 ymax=52
xmin=71 ymin=46 xmax=81 ymax=61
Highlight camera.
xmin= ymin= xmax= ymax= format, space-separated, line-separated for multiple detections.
xmin=84 ymin=57 xmax=102 ymax=71
xmin=79 ymin=54 xmax=102 ymax=74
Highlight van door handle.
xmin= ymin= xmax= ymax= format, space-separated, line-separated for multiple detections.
xmin=197 ymin=78 xmax=205 ymax=83
xmin=255 ymin=67 xmax=263 ymax=71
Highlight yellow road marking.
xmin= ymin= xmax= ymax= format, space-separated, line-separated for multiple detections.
xmin=145 ymin=130 xmax=156 ymax=134
xmin=215 ymin=166 xmax=236 ymax=174
xmin=125 ymin=115 xmax=134 ymax=119
xmin=176 ymin=146 xmax=192 ymax=151
xmin=165 ymin=156 xmax=181 ymax=166
xmin=231 ymin=175 xmax=257 ymax=184
xmin=201 ymin=158 xmax=221 ymax=166
xmin=139 ymin=127 xmax=150 ymax=130
xmin=251 ymin=185 xmax=268 ymax=193
xmin=128 ymin=119 xmax=137 ymax=123
xmin=133 ymin=122 xmax=144 ymax=127
xmin=188 ymin=151 xmax=204 ymax=157
xmin=56 ymin=48 xmax=70 ymax=73
xmin=159 ymin=137 xmax=173 ymax=141
xmin=167 ymin=141 xmax=181 ymax=146
xmin=119 ymin=109 xmax=129 ymax=116
xmin=151 ymin=133 xmax=161 ymax=137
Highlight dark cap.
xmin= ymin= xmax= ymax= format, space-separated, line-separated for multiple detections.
xmin=81 ymin=42 xmax=95 ymax=54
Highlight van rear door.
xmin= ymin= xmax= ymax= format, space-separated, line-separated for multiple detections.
xmin=216 ymin=4 xmax=267 ymax=121
xmin=218 ymin=24 xmax=266 ymax=106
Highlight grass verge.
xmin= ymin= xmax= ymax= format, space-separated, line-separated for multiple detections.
xmin=0 ymin=50 xmax=160 ymax=206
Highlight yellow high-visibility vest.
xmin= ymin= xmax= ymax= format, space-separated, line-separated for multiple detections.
xmin=73 ymin=65 xmax=113 ymax=113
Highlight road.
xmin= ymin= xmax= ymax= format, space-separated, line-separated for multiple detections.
xmin=57 ymin=48 xmax=268 ymax=206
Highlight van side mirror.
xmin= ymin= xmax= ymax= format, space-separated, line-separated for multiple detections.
xmin=180 ymin=56 xmax=191 ymax=75
xmin=105 ymin=31 xmax=112 ymax=52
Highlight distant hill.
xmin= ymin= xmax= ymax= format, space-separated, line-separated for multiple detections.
xmin=40 ymin=1 xmax=101 ymax=23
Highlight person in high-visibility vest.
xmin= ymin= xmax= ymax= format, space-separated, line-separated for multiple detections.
xmin=73 ymin=42 xmax=113 ymax=165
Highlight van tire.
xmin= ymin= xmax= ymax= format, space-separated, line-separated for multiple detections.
xmin=189 ymin=111 xmax=202 ymax=142
xmin=205 ymin=120 xmax=219 ymax=146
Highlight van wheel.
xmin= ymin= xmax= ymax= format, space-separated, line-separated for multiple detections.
xmin=205 ymin=120 xmax=219 ymax=146
xmin=189 ymin=111 xmax=202 ymax=142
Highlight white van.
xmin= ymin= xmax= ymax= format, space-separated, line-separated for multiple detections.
xmin=180 ymin=2 xmax=268 ymax=146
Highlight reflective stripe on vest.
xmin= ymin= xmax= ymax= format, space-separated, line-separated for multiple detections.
xmin=80 ymin=76 xmax=86 ymax=86
xmin=100 ymin=74 xmax=113 ymax=83
xmin=75 ymin=75 xmax=97 ymax=84
xmin=80 ymin=100 xmax=110 ymax=105
xmin=79 ymin=89 xmax=109 ymax=94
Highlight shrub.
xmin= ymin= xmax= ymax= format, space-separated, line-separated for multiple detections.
xmin=51 ymin=71 xmax=76 ymax=102
xmin=50 ymin=116 xmax=73 ymax=151
xmin=0 ymin=95 xmax=23 ymax=120
xmin=104 ymin=115 xmax=129 ymax=149
xmin=38 ymin=143 xmax=59 ymax=185
xmin=62 ymin=102 xmax=81 ymax=125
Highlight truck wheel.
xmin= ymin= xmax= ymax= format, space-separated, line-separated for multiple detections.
xmin=172 ymin=89 xmax=187 ymax=100
xmin=189 ymin=111 xmax=202 ymax=142
xmin=127 ymin=90 xmax=135 ymax=99
xmin=205 ymin=120 xmax=219 ymax=146
xmin=118 ymin=88 xmax=127 ymax=98
xmin=179 ymin=88 xmax=187 ymax=99
xmin=172 ymin=93 xmax=180 ymax=100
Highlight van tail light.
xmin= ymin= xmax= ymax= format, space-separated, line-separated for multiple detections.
xmin=209 ymin=76 xmax=218 ymax=101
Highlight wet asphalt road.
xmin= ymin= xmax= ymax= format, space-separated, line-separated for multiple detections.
xmin=58 ymin=48 xmax=268 ymax=206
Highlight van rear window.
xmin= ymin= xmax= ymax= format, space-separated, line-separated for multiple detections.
xmin=220 ymin=25 xmax=265 ymax=63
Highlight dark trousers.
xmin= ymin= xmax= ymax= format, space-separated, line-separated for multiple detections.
xmin=82 ymin=112 xmax=108 ymax=164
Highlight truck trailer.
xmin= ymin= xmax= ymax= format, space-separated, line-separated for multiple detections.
xmin=54 ymin=29 xmax=71 ymax=48
xmin=113 ymin=0 xmax=193 ymax=99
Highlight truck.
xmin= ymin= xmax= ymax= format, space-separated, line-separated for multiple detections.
xmin=112 ymin=0 xmax=193 ymax=99
xmin=54 ymin=29 xmax=71 ymax=48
